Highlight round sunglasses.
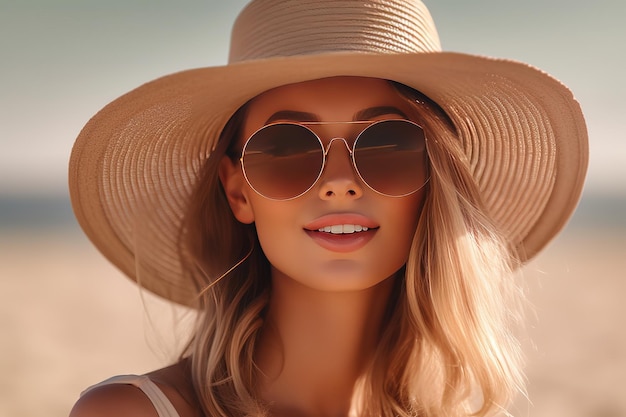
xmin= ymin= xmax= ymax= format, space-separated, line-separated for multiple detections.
xmin=239 ymin=119 xmax=429 ymax=200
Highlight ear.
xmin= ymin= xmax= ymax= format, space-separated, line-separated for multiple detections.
xmin=218 ymin=156 xmax=255 ymax=224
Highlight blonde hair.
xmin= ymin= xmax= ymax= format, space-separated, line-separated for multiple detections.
xmin=179 ymin=81 xmax=526 ymax=417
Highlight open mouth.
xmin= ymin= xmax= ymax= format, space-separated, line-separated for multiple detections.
xmin=316 ymin=224 xmax=371 ymax=234
xmin=305 ymin=224 xmax=379 ymax=253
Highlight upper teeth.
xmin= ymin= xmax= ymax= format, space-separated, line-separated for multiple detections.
xmin=318 ymin=224 xmax=369 ymax=234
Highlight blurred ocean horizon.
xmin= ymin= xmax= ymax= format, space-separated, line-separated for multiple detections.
xmin=1 ymin=191 xmax=624 ymax=235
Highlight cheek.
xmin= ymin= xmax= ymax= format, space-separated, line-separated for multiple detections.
xmin=386 ymin=192 xmax=426 ymax=254
xmin=403 ymin=194 xmax=424 ymax=231
xmin=249 ymin=199 xmax=301 ymax=263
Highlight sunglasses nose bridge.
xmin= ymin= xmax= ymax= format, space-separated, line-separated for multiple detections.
xmin=323 ymin=137 xmax=352 ymax=156
xmin=319 ymin=136 xmax=361 ymax=180
xmin=316 ymin=136 xmax=364 ymax=199
xmin=322 ymin=137 xmax=355 ymax=174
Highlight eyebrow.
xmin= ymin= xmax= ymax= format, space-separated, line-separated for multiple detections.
xmin=265 ymin=110 xmax=319 ymax=124
xmin=354 ymin=106 xmax=408 ymax=121
xmin=264 ymin=106 xmax=409 ymax=124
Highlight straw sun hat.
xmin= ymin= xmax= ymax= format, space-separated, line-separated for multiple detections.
xmin=69 ymin=0 xmax=588 ymax=306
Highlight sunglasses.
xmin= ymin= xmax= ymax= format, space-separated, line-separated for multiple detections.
xmin=239 ymin=119 xmax=429 ymax=200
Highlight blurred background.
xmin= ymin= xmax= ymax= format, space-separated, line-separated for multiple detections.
xmin=1 ymin=0 xmax=624 ymax=416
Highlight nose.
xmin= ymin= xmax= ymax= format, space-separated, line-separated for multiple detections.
xmin=317 ymin=138 xmax=364 ymax=200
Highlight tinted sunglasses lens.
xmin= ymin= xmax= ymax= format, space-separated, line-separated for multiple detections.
xmin=242 ymin=124 xmax=323 ymax=199
xmin=354 ymin=120 xmax=428 ymax=196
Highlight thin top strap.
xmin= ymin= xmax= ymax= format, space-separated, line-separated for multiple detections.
xmin=82 ymin=375 xmax=181 ymax=417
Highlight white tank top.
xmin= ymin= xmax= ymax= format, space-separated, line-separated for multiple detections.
xmin=82 ymin=375 xmax=181 ymax=417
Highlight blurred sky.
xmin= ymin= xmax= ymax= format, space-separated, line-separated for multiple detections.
xmin=0 ymin=0 xmax=624 ymax=196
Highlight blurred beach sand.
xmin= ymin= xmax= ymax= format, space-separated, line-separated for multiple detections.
xmin=1 ymin=228 xmax=624 ymax=417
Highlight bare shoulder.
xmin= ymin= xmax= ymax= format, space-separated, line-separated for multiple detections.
xmin=69 ymin=360 xmax=202 ymax=417
xmin=69 ymin=383 xmax=157 ymax=417
xmin=148 ymin=359 xmax=202 ymax=417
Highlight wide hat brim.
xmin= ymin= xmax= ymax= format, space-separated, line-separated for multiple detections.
xmin=69 ymin=51 xmax=588 ymax=306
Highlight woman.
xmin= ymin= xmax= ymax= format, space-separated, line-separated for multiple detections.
xmin=68 ymin=1 xmax=588 ymax=416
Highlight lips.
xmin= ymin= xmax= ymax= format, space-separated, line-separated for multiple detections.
xmin=304 ymin=214 xmax=379 ymax=253
xmin=317 ymin=224 xmax=370 ymax=234
xmin=304 ymin=214 xmax=379 ymax=232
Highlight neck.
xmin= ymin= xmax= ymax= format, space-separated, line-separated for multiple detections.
xmin=255 ymin=268 xmax=396 ymax=417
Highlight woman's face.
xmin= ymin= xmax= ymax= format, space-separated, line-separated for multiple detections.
xmin=220 ymin=76 xmax=426 ymax=292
